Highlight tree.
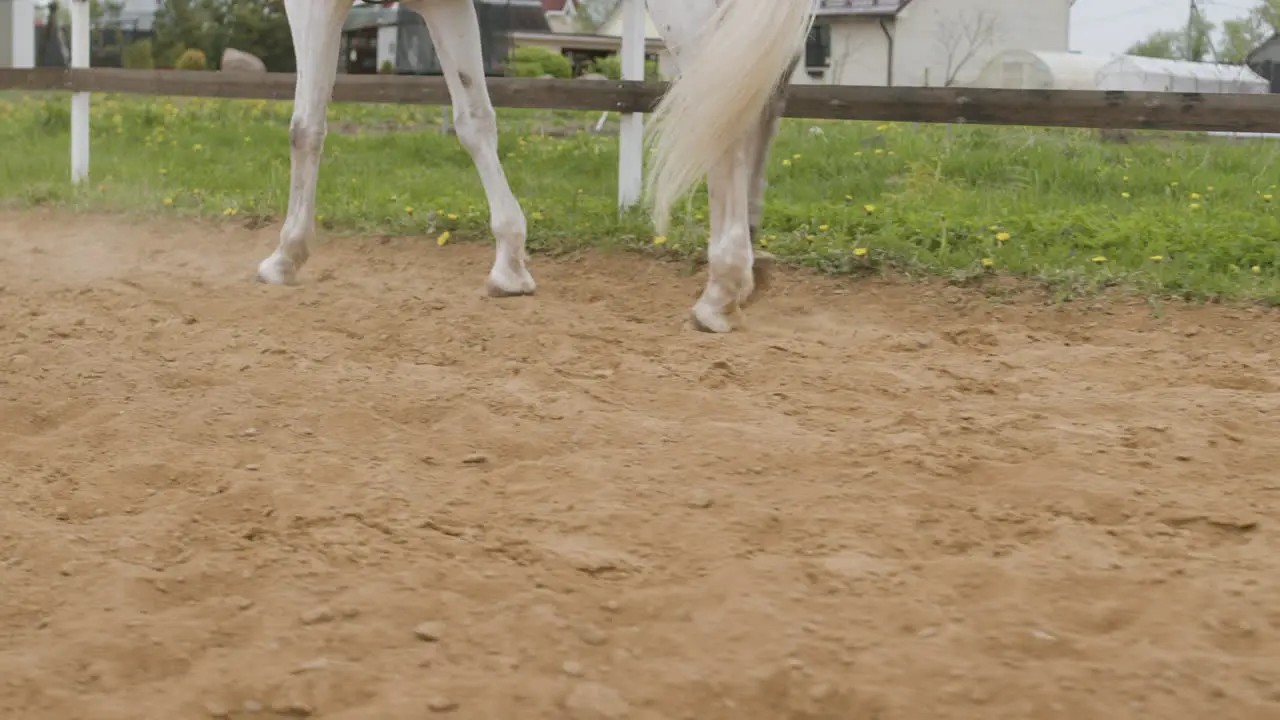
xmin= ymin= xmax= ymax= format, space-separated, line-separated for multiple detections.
xmin=153 ymin=0 xmax=293 ymax=72
xmin=1220 ymin=14 xmax=1269 ymax=64
xmin=1127 ymin=10 xmax=1215 ymax=62
xmin=936 ymin=11 xmax=997 ymax=87
xmin=573 ymin=0 xmax=615 ymax=32
xmin=1128 ymin=30 xmax=1179 ymax=60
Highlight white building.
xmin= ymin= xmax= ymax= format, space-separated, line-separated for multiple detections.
xmin=799 ymin=0 xmax=1073 ymax=87
xmin=0 ymin=0 xmax=35 ymax=68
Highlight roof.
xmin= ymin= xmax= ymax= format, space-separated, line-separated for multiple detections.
xmin=1246 ymin=33 xmax=1280 ymax=64
xmin=815 ymin=0 xmax=911 ymax=16
xmin=345 ymin=1 xmax=549 ymax=33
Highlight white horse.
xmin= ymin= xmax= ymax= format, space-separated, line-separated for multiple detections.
xmin=257 ymin=0 xmax=815 ymax=333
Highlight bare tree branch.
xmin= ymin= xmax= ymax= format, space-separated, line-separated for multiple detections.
xmin=937 ymin=10 xmax=997 ymax=87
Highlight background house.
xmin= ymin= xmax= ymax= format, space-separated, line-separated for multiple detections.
xmin=1 ymin=0 xmax=35 ymax=67
xmin=511 ymin=0 xmax=665 ymax=77
xmin=800 ymin=0 xmax=1072 ymax=87
xmin=1248 ymin=33 xmax=1280 ymax=93
xmin=341 ymin=0 xmax=550 ymax=76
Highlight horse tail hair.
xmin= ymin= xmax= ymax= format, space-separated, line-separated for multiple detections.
xmin=644 ymin=0 xmax=814 ymax=235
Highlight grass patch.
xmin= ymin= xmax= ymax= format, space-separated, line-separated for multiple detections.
xmin=1 ymin=91 xmax=1279 ymax=303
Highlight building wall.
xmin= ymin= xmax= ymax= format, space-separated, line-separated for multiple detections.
xmin=1 ymin=0 xmax=35 ymax=68
xmin=794 ymin=17 xmax=890 ymax=87
xmin=892 ymin=0 xmax=1071 ymax=87
xmin=377 ymin=23 xmax=397 ymax=71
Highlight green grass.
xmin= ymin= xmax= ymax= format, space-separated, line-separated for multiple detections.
xmin=2 ymin=91 xmax=1279 ymax=303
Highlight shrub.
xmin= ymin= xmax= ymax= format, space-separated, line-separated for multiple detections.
xmin=122 ymin=39 xmax=155 ymax=70
xmin=379 ymin=59 xmax=395 ymax=75
xmin=506 ymin=46 xmax=572 ymax=79
xmin=158 ymin=43 xmax=187 ymax=68
xmin=175 ymin=48 xmax=208 ymax=71
xmin=586 ymin=54 xmax=661 ymax=81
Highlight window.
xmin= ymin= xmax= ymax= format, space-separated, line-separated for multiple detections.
xmin=806 ymin=23 xmax=831 ymax=69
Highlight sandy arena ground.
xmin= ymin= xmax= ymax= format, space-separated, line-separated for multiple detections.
xmin=2 ymin=209 xmax=1279 ymax=720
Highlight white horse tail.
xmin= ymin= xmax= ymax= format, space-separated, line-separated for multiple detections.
xmin=645 ymin=0 xmax=814 ymax=235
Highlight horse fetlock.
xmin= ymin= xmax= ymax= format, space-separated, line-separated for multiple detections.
xmin=487 ymin=257 xmax=536 ymax=298
xmin=690 ymin=296 xmax=744 ymax=334
xmin=257 ymin=250 xmax=304 ymax=286
xmin=745 ymin=250 xmax=776 ymax=307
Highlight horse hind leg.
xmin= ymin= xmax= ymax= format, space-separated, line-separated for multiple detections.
xmin=691 ymin=136 xmax=755 ymax=334
xmin=403 ymin=0 xmax=535 ymax=297
xmin=257 ymin=0 xmax=350 ymax=285
xmin=743 ymin=57 xmax=797 ymax=306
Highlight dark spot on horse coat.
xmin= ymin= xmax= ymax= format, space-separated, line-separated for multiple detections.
xmin=458 ymin=72 xmax=473 ymax=89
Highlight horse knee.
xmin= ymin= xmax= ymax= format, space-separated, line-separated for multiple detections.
xmin=453 ymin=107 xmax=497 ymax=154
xmin=290 ymin=119 xmax=326 ymax=156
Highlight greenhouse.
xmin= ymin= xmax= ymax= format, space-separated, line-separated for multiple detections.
xmin=969 ymin=50 xmax=1271 ymax=95
xmin=1095 ymin=55 xmax=1270 ymax=94
xmin=968 ymin=50 xmax=1113 ymax=91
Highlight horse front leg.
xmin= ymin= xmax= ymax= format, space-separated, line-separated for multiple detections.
xmin=404 ymin=0 xmax=535 ymax=297
xmin=257 ymin=0 xmax=351 ymax=286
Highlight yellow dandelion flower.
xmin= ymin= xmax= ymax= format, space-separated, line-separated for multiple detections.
xmin=1091 ymin=256 xmax=1107 ymax=264
xmin=874 ymin=149 xmax=884 ymax=155
xmin=1206 ymin=186 xmax=1214 ymax=192
xmin=1252 ymin=265 xmax=1262 ymax=274
xmin=192 ymin=143 xmax=203 ymax=151
xmin=863 ymin=204 xmax=876 ymax=214
xmin=405 ymin=206 xmax=414 ymax=215
xmin=995 ymin=232 xmax=1011 ymax=242
xmin=1190 ymin=192 xmax=1202 ymax=200
xmin=782 ymin=159 xmax=792 ymax=167
xmin=653 ymin=235 xmax=667 ymax=246
xmin=222 ymin=207 xmax=237 ymax=216
xmin=1190 ymin=202 xmax=1202 ymax=210
xmin=159 ymin=168 xmax=168 ymax=176
xmin=1170 ymin=181 xmax=1179 ymax=187
xmin=853 ymin=248 xmax=869 ymax=257
xmin=876 ymin=124 xmax=889 ymax=132
xmin=437 ymin=231 xmax=451 ymax=246
xmin=531 ymin=211 xmax=544 ymax=221
xmin=792 ymin=153 xmax=801 ymax=160
xmin=1149 ymin=255 xmax=1163 ymax=262
xmin=1263 ymin=194 xmax=1274 ymax=201
xmin=163 ymin=197 xmax=173 ymax=206
xmin=819 ymin=224 xmax=830 ymax=231
xmin=1121 ymin=192 xmax=1131 ymax=199
xmin=981 ymin=258 xmax=995 ymax=268
xmin=1122 ymin=176 xmax=1129 ymax=182
xmin=845 ymin=195 xmax=854 ymax=201
xmin=447 ymin=213 xmax=458 ymax=220
xmin=887 ymin=151 xmax=896 ymax=156
xmin=854 ymin=151 xmax=863 ymax=157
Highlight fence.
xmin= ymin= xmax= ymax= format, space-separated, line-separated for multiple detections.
xmin=3 ymin=0 xmax=1280 ymax=209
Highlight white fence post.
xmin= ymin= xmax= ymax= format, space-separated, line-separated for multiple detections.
xmin=617 ymin=0 xmax=644 ymax=210
xmin=70 ymin=0 xmax=91 ymax=184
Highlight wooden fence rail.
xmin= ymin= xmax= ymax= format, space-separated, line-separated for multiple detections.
xmin=4 ymin=68 xmax=1280 ymax=134
xmin=3 ymin=66 xmax=1280 ymax=205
